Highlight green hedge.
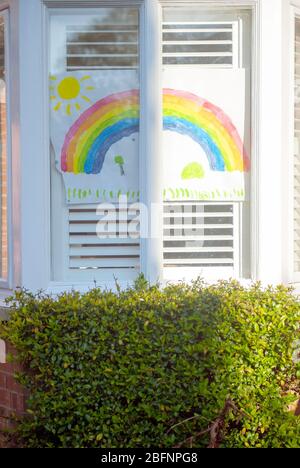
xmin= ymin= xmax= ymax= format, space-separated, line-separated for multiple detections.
xmin=1 ymin=278 xmax=300 ymax=448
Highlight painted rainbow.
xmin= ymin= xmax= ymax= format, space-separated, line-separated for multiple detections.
xmin=61 ymin=89 xmax=250 ymax=174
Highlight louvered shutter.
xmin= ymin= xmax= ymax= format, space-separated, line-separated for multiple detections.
xmin=163 ymin=203 xmax=238 ymax=274
xmin=162 ymin=21 xmax=237 ymax=67
xmin=68 ymin=205 xmax=140 ymax=271
xmin=66 ymin=23 xmax=138 ymax=70
xmin=50 ymin=9 xmax=140 ymax=284
xmin=162 ymin=10 xmax=251 ymax=280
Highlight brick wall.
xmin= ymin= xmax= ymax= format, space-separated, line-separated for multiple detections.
xmin=0 ymin=340 xmax=28 ymax=430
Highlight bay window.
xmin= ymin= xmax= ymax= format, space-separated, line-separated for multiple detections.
xmin=1 ymin=0 xmax=294 ymax=294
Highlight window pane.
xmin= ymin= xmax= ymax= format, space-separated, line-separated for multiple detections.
xmin=0 ymin=15 xmax=8 ymax=282
xmin=49 ymin=8 xmax=140 ymax=283
xmin=162 ymin=7 xmax=251 ymax=68
xmin=294 ymin=17 xmax=300 ymax=275
xmin=162 ymin=8 xmax=252 ymax=279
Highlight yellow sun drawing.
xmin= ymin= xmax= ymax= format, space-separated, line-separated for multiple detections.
xmin=50 ymin=75 xmax=95 ymax=115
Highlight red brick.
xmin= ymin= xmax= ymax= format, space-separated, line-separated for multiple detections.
xmin=9 ymin=393 xmax=25 ymax=414
xmin=5 ymin=375 xmax=23 ymax=393
xmin=0 ymin=345 xmax=28 ymax=427
xmin=17 ymin=395 xmax=26 ymax=413
xmin=0 ymin=362 xmax=20 ymax=374
xmin=10 ymin=393 xmax=18 ymax=411
xmin=0 ymin=415 xmax=16 ymax=431
xmin=0 ymin=406 xmax=10 ymax=418
xmin=0 ymin=373 xmax=6 ymax=389
xmin=0 ymin=364 xmax=13 ymax=374
xmin=0 ymin=388 xmax=10 ymax=408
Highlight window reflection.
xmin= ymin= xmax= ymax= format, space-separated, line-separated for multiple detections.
xmin=0 ymin=16 xmax=7 ymax=281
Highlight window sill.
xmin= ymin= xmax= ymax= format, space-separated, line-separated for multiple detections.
xmin=290 ymin=283 xmax=300 ymax=295
xmin=47 ymin=277 xmax=255 ymax=295
xmin=46 ymin=280 xmax=136 ymax=295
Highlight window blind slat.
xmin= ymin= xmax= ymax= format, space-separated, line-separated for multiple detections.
xmin=163 ymin=203 xmax=237 ymax=270
xmin=66 ymin=23 xmax=139 ymax=71
xmin=162 ymin=21 xmax=235 ymax=67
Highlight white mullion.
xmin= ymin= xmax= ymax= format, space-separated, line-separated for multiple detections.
xmin=139 ymin=0 xmax=163 ymax=283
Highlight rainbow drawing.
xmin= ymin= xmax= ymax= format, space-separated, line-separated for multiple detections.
xmin=61 ymin=89 xmax=250 ymax=175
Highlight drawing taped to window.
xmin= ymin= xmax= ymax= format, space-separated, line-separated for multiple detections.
xmin=50 ymin=71 xmax=250 ymax=204
xmin=50 ymin=70 xmax=140 ymax=204
xmin=162 ymin=80 xmax=250 ymax=201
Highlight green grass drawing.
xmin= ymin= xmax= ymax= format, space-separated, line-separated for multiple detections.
xmin=162 ymin=187 xmax=246 ymax=201
xmin=66 ymin=188 xmax=140 ymax=202
xmin=65 ymin=186 xmax=245 ymax=203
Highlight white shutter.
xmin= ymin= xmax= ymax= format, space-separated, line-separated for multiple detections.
xmin=163 ymin=202 xmax=240 ymax=279
xmin=162 ymin=21 xmax=237 ymax=67
xmin=66 ymin=23 xmax=139 ymax=70
xmin=162 ymin=10 xmax=251 ymax=281
xmin=50 ymin=9 xmax=140 ymax=284
xmin=68 ymin=205 xmax=140 ymax=271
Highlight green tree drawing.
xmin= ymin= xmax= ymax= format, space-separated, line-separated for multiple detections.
xmin=114 ymin=155 xmax=125 ymax=176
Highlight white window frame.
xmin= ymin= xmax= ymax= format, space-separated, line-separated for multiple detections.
xmin=3 ymin=0 xmax=290 ymax=294
xmin=0 ymin=0 xmax=21 ymax=302
xmin=287 ymin=1 xmax=300 ymax=285
xmin=0 ymin=7 xmax=13 ymax=293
